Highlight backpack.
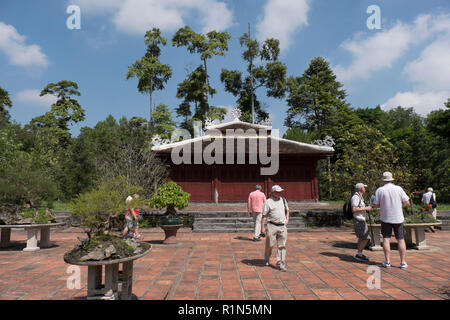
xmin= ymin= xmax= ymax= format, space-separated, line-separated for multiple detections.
xmin=343 ymin=193 xmax=361 ymax=220
xmin=429 ymin=193 xmax=437 ymax=209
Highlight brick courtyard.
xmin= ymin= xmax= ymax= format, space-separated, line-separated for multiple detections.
xmin=0 ymin=227 xmax=449 ymax=300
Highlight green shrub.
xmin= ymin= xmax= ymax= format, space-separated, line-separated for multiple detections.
xmin=148 ymin=182 xmax=190 ymax=216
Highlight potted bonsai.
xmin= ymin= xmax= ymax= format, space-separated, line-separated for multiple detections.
xmin=0 ymin=153 xmax=65 ymax=250
xmin=64 ymin=176 xmax=152 ymax=300
xmin=148 ymin=181 xmax=190 ymax=244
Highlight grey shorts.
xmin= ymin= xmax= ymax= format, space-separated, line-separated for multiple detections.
xmin=381 ymin=222 xmax=405 ymax=240
xmin=354 ymin=219 xmax=370 ymax=240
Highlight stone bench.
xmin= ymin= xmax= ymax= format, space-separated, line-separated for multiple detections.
xmin=0 ymin=222 xmax=65 ymax=251
xmin=368 ymin=221 xmax=443 ymax=251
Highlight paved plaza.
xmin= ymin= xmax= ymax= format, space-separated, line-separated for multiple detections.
xmin=0 ymin=227 xmax=449 ymax=300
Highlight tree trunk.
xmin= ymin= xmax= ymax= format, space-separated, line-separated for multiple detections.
xmin=203 ymin=59 xmax=209 ymax=109
xmin=150 ymin=79 xmax=153 ymax=125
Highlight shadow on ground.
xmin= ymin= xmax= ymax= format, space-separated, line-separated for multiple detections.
xmin=0 ymin=243 xmax=60 ymax=251
xmin=234 ymin=236 xmax=255 ymax=242
xmin=320 ymin=252 xmax=378 ymax=266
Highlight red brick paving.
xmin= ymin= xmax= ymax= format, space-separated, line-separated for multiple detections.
xmin=0 ymin=227 xmax=449 ymax=300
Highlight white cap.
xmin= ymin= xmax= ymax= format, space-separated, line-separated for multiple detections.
xmin=126 ymin=195 xmax=133 ymax=204
xmin=272 ymin=185 xmax=284 ymax=192
xmin=381 ymin=171 xmax=395 ymax=181
xmin=427 ymin=187 xmax=433 ymax=192
xmin=355 ymin=183 xmax=367 ymax=190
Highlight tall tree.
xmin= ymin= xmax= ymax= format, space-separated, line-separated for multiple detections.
xmin=172 ymin=26 xmax=231 ymax=109
xmin=0 ymin=86 xmax=12 ymax=128
xmin=127 ymin=28 xmax=172 ymax=124
xmin=221 ymin=35 xmax=286 ymax=123
xmin=152 ymin=104 xmax=176 ymax=140
xmin=285 ymin=57 xmax=348 ymax=138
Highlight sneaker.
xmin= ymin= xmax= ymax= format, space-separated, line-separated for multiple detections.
xmin=279 ymin=264 xmax=286 ymax=272
xmin=260 ymin=233 xmax=266 ymax=238
xmin=354 ymin=254 xmax=370 ymax=262
xmin=265 ymin=261 xmax=270 ymax=266
xmin=253 ymin=237 xmax=261 ymax=242
xmin=400 ymin=262 xmax=408 ymax=270
xmin=382 ymin=261 xmax=391 ymax=268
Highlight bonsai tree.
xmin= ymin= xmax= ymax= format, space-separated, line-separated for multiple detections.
xmin=0 ymin=147 xmax=58 ymax=224
xmin=149 ymin=181 xmax=190 ymax=217
xmin=66 ymin=176 xmax=150 ymax=262
xmin=69 ymin=176 xmax=146 ymax=238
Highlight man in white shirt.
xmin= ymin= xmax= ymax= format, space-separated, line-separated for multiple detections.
xmin=352 ymin=183 xmax=372 ymax=262
xmin=373 ymin=172 xmax=410 ymax=269
xmin=261 ymin=185 xmax=289 ymax=272
xmin=422 ymin=187 xmax=437 ymax=219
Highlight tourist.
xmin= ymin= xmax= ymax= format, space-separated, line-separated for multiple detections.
xmin=261 ymin=185 xmax=289 ymax=272
xmin=373 ymin=172 xmax=410 ymax=269
xmin=352 ymin=183 xmax=372 ymax=262
xmin=248 ymin=184 xmax=267 ymax=241
xmin=422 ymin=187 xmax=437 ymax=219
xmin=123 ymin=194 xmax=142 ymax=240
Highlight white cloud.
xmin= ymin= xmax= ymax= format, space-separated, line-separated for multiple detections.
xmin=404 ymin=36 xmax=450 ymax=91
xmin=15 ymin=89 xmax=57 ymax=108
xmin=381 ymin=91 xmax=449 ymax=116
xmin=256 ymin=0 xmax=310 ymax=51
xmin=334 ymin=15 xmax=432 ymax=82
xmin=72 ymin=0 xmax=234 ymax=34
xmin=0 ymin=22 xmax=48 ymax=68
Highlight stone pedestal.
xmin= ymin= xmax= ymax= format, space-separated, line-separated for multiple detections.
xmin=64 ymin=244 xmax=151 ymax=300
xmin=160 ymin=225 xmax=182 ymax=244
xmin=39 ymin=226 xmax=52 ymax=248
xmin=368 ymin=225 xmax=383 ymax=251
xmin=1 ymin=228 xmax=11 ymax=248
xmin=23 ymin=228 xmax=40 ymax=252
xmin=414 ymin=227 xmax=428 ymax=250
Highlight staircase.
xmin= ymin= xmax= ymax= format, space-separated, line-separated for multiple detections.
xmin=192 ymin=211 xmax=307 ymax=233
xmin=437 ymin=210 xmax=450 ymax=230
xmin=52 ymin=211 xmax=73 ymax=228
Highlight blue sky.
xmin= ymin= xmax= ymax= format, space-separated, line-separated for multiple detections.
xmin=1 ymin=0 xmax=450 ymax=136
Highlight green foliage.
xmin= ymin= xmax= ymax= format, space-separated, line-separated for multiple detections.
xmin=0 ymin=86 xmax=12 ymax=128
xmin=0 ymin=135 xmax=58 ymax=212
xmin=22 ymin=208 xmax=54 ymax=224
xmin=285 ymin=57 xmax=348 ymax=137
xmin=221 ymin=34 xmax=286 ymax=123
xmin=173 ymin=26 xmax=231 ymax=113
xmin=69 ymin=176 xmax=146 ymax=237
xmin=149 ymin=182 xmax=190 ymax=215
xmin=152 ymin=104 xmax=176 ymax=139
xmin=127 ymin=28 xmax=172 ymax=123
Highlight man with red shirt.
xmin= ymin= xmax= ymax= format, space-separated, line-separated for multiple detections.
xmin=248 ymin=185 xmax=267 ymax=242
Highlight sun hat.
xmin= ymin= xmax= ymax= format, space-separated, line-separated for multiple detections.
xmin=381 ymin=171 xmax=395 ymax=182
xmin=427 ymin=187 xmax=433 ymax=192
xmin=126 ymin=195 xmax=133 ymax=204
xmin=355 ymin=183 xmax=368 ymax=190
xmin=272 ymin=185 xmax=284 ymax=192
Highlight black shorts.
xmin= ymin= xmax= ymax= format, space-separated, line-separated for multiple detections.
xmin=381 ymin=222 xmax=405 ymax=240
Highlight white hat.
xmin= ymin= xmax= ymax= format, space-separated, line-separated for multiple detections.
xmin=272 ymin=185 xmax=284 ymax=192
xmin=427 ymin=187 xmax=433 ymax=192
xmin=381 ymin=171 xmax=395 ymax=182
xmin=355 ymin=183 xmax=367 ymax=190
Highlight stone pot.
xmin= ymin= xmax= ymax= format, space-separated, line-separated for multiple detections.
xmin=160 ymin=223 xmax=182 ymax=244
xmin=64 ymin=243 xmax=152 ymax=300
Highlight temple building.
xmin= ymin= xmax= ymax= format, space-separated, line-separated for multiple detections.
xmin=152 ymin=119 xmax=334 ymax=202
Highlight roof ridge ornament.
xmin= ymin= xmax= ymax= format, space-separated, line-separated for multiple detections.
xmin=151 ymin=134 xmax=169 ymax=147
xmin=204 ymin=117 xmax=219 ymax=129
xmin=231 ymin=108 xmax=242 ymax=121
xmin=312 ymin=135 xmax=335 ymax=147
xmin=258 ymin=116 xmax=272 ymax=127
